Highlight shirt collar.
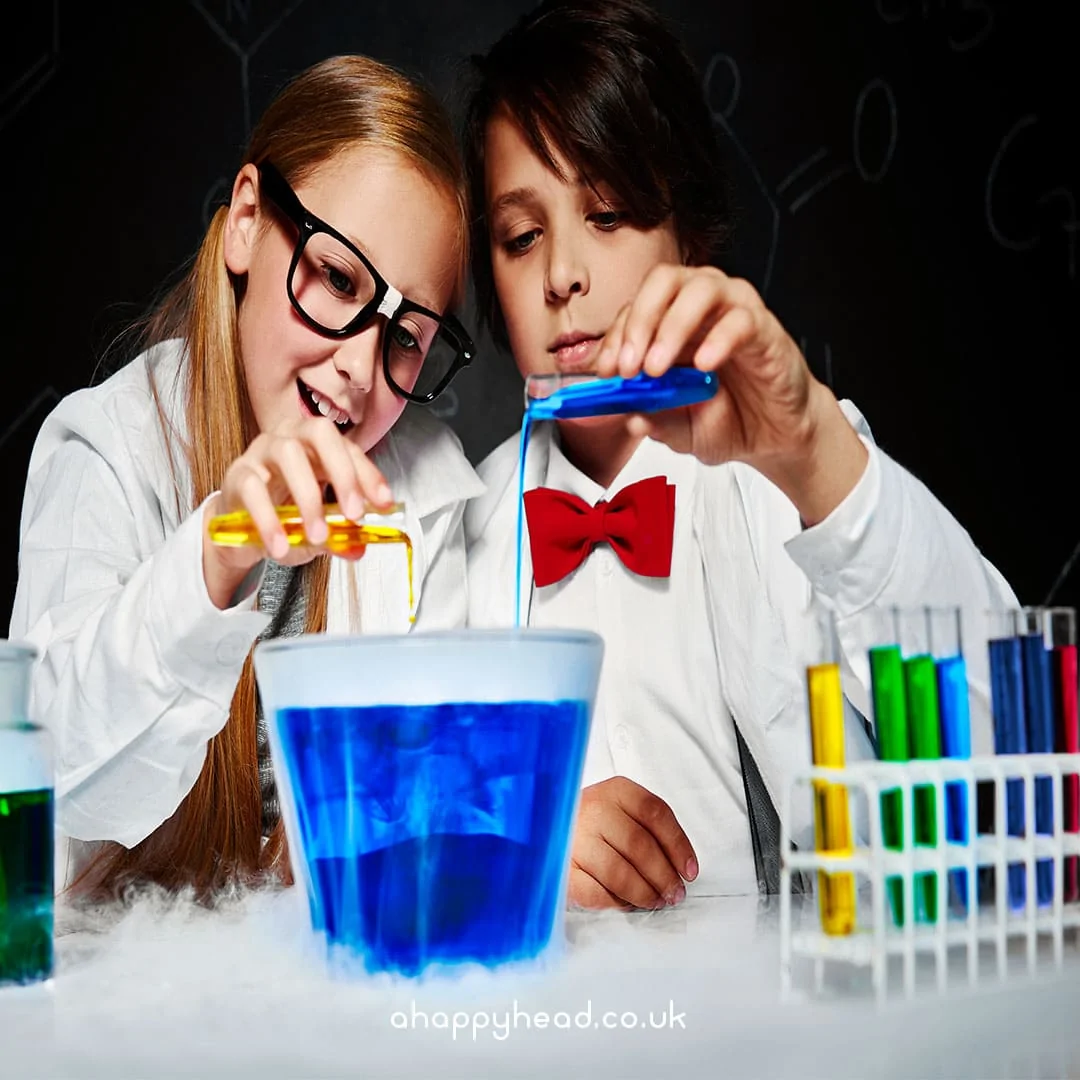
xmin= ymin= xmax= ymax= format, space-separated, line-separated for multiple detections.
xmin=544 ymin=433 xmax=695 ymax=502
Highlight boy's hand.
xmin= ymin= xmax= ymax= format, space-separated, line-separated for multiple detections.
xmin=596 ymin=265 xmax=867 ymax=526
xmin=568 ymin=776 xmax=698 ymax=910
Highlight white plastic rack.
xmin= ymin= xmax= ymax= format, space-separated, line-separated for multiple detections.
xmin=779 ymin=753 xmax=1080 ymax=1003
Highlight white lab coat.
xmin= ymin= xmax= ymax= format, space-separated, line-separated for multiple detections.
xmin=466 ymin=401 xmax=1018 ymax=855
xmin=8 ymin=339 xmax=484 ymax=883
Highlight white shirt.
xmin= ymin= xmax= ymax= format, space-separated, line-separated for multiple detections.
xmin=7 ymin=339 xmax=484 ymax=873
xmin=466 ymin=403 xmax=1020 ymax=895
xmin=531 ymin=436 xmax=757 ymax=895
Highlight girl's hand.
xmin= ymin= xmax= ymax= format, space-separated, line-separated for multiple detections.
xmin=596 ymin=265 xmax=867 ymax=525
xmin=202 ymin=416 xmax=393 ymax=608
xmin=568 ymin=776 xmax=698 ymax=910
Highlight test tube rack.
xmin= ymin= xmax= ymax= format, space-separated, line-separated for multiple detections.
xmin=779 ymin=753 xmax=1080 ymax=1004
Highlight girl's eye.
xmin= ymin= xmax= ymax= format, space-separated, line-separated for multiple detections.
xmin=391 ymin=324 xmax=419 ymax=352
xmin=503 ymin=228 xmax=539 ymax=255
xmin=323 ymin=265 xmax=356 ymax=297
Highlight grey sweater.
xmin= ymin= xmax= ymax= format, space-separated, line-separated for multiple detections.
xmin=253 ymin=561 xmax=306 ymax=834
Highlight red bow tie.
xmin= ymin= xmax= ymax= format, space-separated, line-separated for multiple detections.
xmin=523 ymin=476 xmax=676 ymax=587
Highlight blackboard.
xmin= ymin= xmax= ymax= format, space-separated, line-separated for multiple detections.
xmin=2 ymin=0 xmax=1077 ymax=634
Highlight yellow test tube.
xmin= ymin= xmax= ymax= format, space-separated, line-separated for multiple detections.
xmin=807 ymin=659 xmax=856 ymax=935
xmin=207 ymin=502 xmax=415 ymax=621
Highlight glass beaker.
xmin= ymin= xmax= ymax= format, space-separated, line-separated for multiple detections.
xmin=254 ymin=629 xmax=603 ymax=977
xmin=0 ymin=640 xmax=52 ymax=988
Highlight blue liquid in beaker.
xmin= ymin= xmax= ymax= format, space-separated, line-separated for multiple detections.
xmin=276 ymin=699 xmax=590 ymax=976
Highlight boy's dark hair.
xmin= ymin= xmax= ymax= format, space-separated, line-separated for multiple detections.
xmin=463 ymin=0 xmax=733 ymax=348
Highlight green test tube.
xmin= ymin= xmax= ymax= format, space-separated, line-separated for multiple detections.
xmin=903 ymin=651 xmax=942 ymax=923
xmin=870 ymin=644 xmax=908 ymax=926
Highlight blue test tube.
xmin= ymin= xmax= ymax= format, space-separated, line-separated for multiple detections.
xmin=1020 ymin=607 xmax=1055 ymax=908
xmin=987 ymin=609 xmax=1027 ymax=912
xmin=929 ymin=607 xmax=971 ymax=914
xmin=523 ymin=369 xmax=718 ymax=420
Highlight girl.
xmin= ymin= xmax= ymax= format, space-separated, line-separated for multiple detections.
xmin=463 ymin=0 xmax=1018 ymax=909
xmin=9 ymin=56 xmax=483 ymax=898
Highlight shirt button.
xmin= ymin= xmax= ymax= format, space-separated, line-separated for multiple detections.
xmin=216 ymin=632 xmax=252 ymax=667
xmin=600 ymin=551 xmax=614 ymax=577
xmin=613 ymin=724 xmax=631 ymax=750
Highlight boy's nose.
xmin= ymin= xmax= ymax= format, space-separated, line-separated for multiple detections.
xmin=546 ymin=239 xmax=590 ymax=301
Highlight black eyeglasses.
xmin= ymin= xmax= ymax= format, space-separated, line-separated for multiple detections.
xmin=256 ymin=161 xmax=473 ymax=405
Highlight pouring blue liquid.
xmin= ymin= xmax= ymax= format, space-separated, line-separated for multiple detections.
xmin=513 ymin=369 xmax=718 ymax=626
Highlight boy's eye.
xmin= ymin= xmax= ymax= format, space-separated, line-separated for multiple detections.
xmin=590 ymin=210 xmax=625 ymax=230
xmin=503 ymin=228 xmax=539 ymax=255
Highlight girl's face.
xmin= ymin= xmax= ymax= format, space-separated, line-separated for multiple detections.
xmin=224 ymin=146 xmax=460 ymax=452
xmin=484 ymin=111 xmax=681 ymax=387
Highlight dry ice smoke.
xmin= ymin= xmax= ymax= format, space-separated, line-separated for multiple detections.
xmin=3 ymin=883 xmax=1079 ymax=1079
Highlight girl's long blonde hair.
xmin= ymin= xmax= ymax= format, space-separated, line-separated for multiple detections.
xmin=76 ymin=55 xmax=469 ymax=899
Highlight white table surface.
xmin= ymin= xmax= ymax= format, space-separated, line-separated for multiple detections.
xmin=2 ymin=888 xmax=1080 ymax=1079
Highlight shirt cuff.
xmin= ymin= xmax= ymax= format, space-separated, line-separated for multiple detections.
xmin=147 ymin=493 xmax=271 ymax=700
xmin=783 ymin=436 xmax=904 ymax=613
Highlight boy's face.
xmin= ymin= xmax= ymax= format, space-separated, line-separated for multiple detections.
xmin=484 ymin=111 xmax=681 ymax=386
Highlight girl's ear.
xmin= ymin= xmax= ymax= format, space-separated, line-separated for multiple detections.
xmin=223 ymin=163 xmax=262 ymax=276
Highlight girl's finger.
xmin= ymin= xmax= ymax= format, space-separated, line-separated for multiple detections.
xmin=342 ymin=437 xmax=394 ymax=509
xmin=266 ymin=436 xmax=330 ymax=546
xmin=305 ymin=421 xmax=374 ymax=521
xmin=231 ymin=462 xmax=290 ymax=560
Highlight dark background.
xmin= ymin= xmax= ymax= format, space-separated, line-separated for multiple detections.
xmin=2 ymin=0 xmax=1077 ymax=632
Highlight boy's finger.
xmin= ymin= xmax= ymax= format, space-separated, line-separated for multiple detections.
xmin=597 ymin=304 xmax=630 ymax=376
xmin=573 ymin=829 xmax=668 ymax=909
xmin=616 ymin=266 xmax=685 ymax=377
xmin=625 ymin=410 xmax=691 ymax=456
xmin=619 ymin=785 xmax=699 ymax=884
xmin=692 ymin=305 xmax=756 ymax=371
xmin=568 ymin=864 xmax=634 ymax=911
xmin=643 ymin=272 xmax=726 ymax=376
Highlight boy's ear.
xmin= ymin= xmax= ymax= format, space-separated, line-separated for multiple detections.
xmin=677 ymin=229 xmax=692 ymax=266
xmin=681 ymin=232 xmax=707 ymax=267
xmin=223 ymin=163 xmax=262 ymax=276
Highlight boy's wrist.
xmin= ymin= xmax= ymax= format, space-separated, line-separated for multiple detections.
xmin=758 ymin=383 xmax=869 ymax=527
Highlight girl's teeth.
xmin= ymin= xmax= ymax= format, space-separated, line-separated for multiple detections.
xmin=309 ymin=386 xmax=349 ymax=426
xmin=312 ymin=390 xmax=333 ymax=418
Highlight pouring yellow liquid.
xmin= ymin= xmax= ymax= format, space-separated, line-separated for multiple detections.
xmin=208 ymin=503 xmax=415 ymax=622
